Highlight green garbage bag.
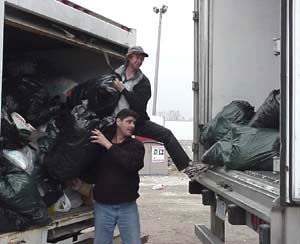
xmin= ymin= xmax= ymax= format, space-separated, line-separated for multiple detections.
xmin=200 ymin=101 xmax=254 ymax=149
xmin=0 ymin=157 xmax=50 ymax=233
xmin=201 ymin=125 xmax=279 ymax=170
xmin=0 ymin=207 xmax=31 ymax=233
xmin=248 ymin=89 xmax=280 ymax=129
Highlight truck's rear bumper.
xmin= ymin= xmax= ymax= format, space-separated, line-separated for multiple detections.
xmin=193 ymin=167 xmax=279 ymax=222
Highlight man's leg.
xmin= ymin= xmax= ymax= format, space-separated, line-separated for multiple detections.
xmin=135 ymin=120 xmax=209 ymax=179
xmin=117 ymin=201 xmax=141 ymax=244
xmin=135 ymin=120 xmax=190 ymax=171
xmin=94 ymin=202 xmax=116 ymax=244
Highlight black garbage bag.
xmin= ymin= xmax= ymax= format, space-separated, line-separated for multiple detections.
xmin=44 ymin=103 xmax=101 ymax=182
xmin=248 ymin=89 xmax=280 ymax=129
xmin=4 ymin=56 xmax=57 ymax=80
xmin=45 ymin=121 xmax=60 ymax=140
xmin=71 ymin=100 xmax=102 ymax=130
xmin=1 ymin=118 xmax=23 ymax=149
xmin=200 ymin=101 xmax=255 ymax=149
xmin=201 ymin=125 xmax=279 ymax=170
xmin=0 ymin=207 xmax=31 ymax=233
xmin=44 ymin=128 xmax=98 ymax=182
xmin=4 ymin=75 xmax=48 ymax=111
xmin=79 ymin=161 xmax=97 ymax=184
xmin=2 ymin=75 xmax=62 ymax=127
xmin=35 ymin=119 xmax=63 ymax=164
xmin=2 ymin=145 xmax=37 ymax=175
xmin=24 ymin=133 xmax=64 ymax=207
xmin=43 ymin=109 xmax=68 ymax=141
xmin=36 ymin=135 xmax=57 ymax=157
xmin=39 ymin=178 xmax=63 ymax=207
xmin=67 ymin=74 xmax=120 ymax=118
xmin=31 ymin=161 xmax=63 ymax=207
xmin=5 ymin=58 xmax=38 ymax=78
xmin=26 ymin=92 xmax=62 ymax=127
xmin=2 ymin=94 xmax=19 ymax=115
xmin=1 ymin=109 xmax=24 ymax=149
xmin=79 ymin=123 xmax=114 ymax=185
xmin=0 ymin=157 xmax=50 ymax=232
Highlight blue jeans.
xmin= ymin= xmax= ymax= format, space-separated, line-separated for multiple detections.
xmin=94 ymin=201 xmax=141 ymax=244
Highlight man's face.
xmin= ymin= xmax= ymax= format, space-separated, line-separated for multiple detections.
xmin=116 ymin=116 xmax=136 ymax=137
xmin=127 ymin=54 xmax=145 ymax=71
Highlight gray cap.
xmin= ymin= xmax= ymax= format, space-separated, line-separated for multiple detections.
xmin=126 ymin=46 xmax=149 ymax=57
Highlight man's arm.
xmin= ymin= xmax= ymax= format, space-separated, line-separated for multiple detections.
xmin=90 ymin=129 xmax=145 ymax=172
xmin=113 ymin=77 xmax=151 ymax=115
xmin=90 ymin=129 xmax=112 ymax=149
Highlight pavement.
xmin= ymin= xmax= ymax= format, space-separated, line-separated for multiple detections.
xmin=137 ymin=165 xmax=258 ymax=244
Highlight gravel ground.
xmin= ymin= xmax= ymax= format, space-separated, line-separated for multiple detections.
xmin=137 ymin=166 xmax=258 ymax=244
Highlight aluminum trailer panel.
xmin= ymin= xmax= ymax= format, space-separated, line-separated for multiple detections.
xmin=5 ymin=0 xmax=136 ymax=49
xmin=0 ymin=1 xmax=134 ymax=242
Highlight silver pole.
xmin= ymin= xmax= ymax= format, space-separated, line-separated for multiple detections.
xmin=152 ymin=6 xmax=167 ymax=115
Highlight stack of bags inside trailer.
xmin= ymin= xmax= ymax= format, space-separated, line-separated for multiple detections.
xmin=200 ymin=90 xmax=280 ymax=170
xmin=0 ymin=57 xmax=119 ymax=233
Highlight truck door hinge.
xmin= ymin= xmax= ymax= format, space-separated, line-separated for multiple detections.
xmin=193 ymin=11 xmax=199 ymax=21
xmin=192 ymin=142 xmax=199 ymax=153
xmin=192 ymin=81 xmax=199 ymax=91
xmin=273 ymin=37 xmax=281 ymax=56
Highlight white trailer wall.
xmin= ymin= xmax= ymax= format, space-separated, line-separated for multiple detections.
xmin=210 ymin=0 xmax=281 ymax=116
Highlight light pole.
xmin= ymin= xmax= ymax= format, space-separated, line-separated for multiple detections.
xmin=152 ymin=5 xmax=168 ymax=115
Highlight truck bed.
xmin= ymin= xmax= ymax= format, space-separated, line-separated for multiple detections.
xmin=49 ymin=206 xmax=94 ymax=230
xmin=0 ymin=206 xmax=95 ymax=243
xmin=194 ymin=165 xmax=280 ymax=222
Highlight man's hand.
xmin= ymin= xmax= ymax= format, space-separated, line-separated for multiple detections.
xmin=90 ymin=129 xmax=112 ymax=149
xmin=113 ymin=78 xmax=125 ymax=92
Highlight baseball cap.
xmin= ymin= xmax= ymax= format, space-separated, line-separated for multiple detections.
xmin=126 ymin=46 xmax=149 ymax=57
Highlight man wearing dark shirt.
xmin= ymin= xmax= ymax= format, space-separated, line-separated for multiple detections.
xmin=90 ymin=109 xmax=145 ymax=244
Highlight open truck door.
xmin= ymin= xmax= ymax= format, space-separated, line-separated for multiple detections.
xmin=0 ymin=0 xmax=4 ymax=121
xmin=0 ymin=0 xmax=136 ymax=243
xmin=283 ymin=0 xmax=300 ymax=205
xmin=192 ymin=0 xmax=300 ymax=243
xmin=271 ymin=1 xmax=300 ymax=243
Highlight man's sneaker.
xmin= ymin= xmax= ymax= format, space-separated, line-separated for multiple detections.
xmin=183 ymin=163 xmax=209 ymax=180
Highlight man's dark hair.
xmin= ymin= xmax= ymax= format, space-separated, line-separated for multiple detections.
xmin=116 ymin=109 xmax=138 ymax=121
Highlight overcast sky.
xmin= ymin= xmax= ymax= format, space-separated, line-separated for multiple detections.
xmin=71 ymin=0 xmax=194 ymax=120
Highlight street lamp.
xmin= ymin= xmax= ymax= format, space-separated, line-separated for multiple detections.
xmin=152 ymin=5 xmax=168 ymax=115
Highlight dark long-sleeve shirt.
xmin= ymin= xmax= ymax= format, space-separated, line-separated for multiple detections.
xmin=93 ymin=136 xmax=145 ymax=204
xmin=115 ymin=65 xmax=151 ymax=123
xmin=121 ymin=77 xmax=151 ymax=122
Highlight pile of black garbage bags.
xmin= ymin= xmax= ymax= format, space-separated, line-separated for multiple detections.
xmin=0 ymin=59 xmax=120 ymax=233
xmin=200 ymin=90 xmax=280 ymax=171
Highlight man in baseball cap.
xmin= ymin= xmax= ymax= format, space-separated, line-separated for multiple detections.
xmin=125 ymin=46 xmax=149 ymax=58
xmin=112 ymin=45 xmax=208 ymax=180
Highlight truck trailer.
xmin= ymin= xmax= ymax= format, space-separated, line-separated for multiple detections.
xmin=191 ymin=0 xmax=300 ymax=243
xmin=0 ymin=0 xmax=135 ymax=243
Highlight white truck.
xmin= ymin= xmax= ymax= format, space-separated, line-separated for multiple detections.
xmin=0 ymin=0 xmax=135 ymax=243
xmin=191 ymin=0 xmax=300 ymax=243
